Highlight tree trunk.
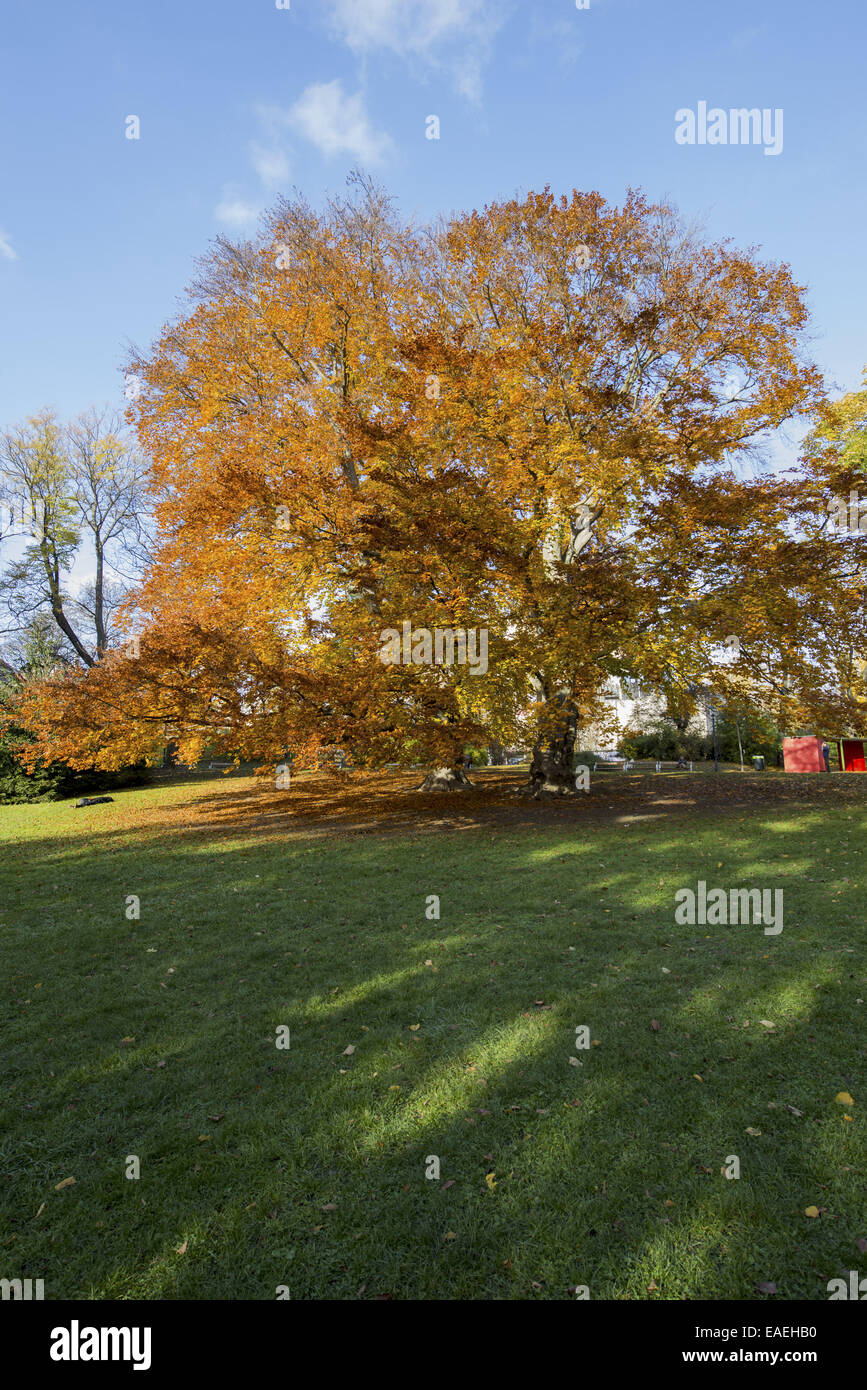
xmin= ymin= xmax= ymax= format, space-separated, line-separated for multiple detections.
xmin=524 ymin=692 xmax=580 ymax=795
xmin=488 ymin=741 xmax=505 ymax=765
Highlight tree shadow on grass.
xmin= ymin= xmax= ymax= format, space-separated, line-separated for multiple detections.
xmin=1 ymin=805 xmax=865 ymax=1298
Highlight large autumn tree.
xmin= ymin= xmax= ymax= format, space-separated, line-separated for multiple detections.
xmin=11 ymin=177 xmax=866 ymax=788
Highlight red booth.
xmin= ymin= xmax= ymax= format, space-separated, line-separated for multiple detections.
xmin=783 ymin=736 xmax=866 ymax=772
xmin=782 ymin=737 xmax=824 ymax=772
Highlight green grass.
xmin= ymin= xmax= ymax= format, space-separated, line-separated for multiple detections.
xmin=1 ymin=778 xmax=865 ymax=1300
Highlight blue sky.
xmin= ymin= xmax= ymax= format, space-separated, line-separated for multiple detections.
xmin=1 ymin=0 xmax=865 ymax=429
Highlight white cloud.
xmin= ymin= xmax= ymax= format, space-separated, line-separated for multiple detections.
xmin=251 ymin=142 xmax=291 ymax=190
xmin=213 ymin=79 xmax=392 ymax=230
xmin=214 ymin=187 xmax=263 ymax=229
xmin=329 ymin=0 xmax=484 ymax=56
xmin=0 ymin=228 xmax=18 ymax=261
xmin=326 ymin=0 xmax=501 ymax=101
xmin=287 ymin=81 xmax=394 ymax=163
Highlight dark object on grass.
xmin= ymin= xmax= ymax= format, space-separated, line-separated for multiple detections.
xmin=416 ymin=765 xmax=474 ymax=791
xmin=75 ymin=796 xmax=114 ymax=807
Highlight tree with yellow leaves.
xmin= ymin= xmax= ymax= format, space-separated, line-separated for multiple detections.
xmin=10 ymin=177 xmax=866 ymax=791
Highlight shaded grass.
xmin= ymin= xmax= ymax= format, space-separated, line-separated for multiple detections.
xmin=1 ymin=775 xmax=866 ymax=1300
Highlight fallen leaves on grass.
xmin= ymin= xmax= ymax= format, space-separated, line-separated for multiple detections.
xmin=54 ymin=1177 xmax=75 ymax=1190
xmin=835 ymin=1091 xmax=855 ymax=1106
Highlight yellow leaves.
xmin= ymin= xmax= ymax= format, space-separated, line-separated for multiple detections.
xmin=804 ymin=1206 xmax=820 ymax=1218
xmin=54 ymin=1177 xmax=76 ymax=1190
xmin=835 ymin=1092 xmax=855 ymax=1107
xmin=485 ymin=1172 xmax=497 ymax=1191
xmin=745 ymin=1127 xmax=762 ymax=1137
xmin=176 ymin=1240 xmax=188 ymax=1255
xmin=444 ymin=1231 xmax=456 ymax=1241
xmin=408 ymin=1023 xmax=421 ymax=1031
xmin=693 ymin=1074 xmax=703 ymax=1082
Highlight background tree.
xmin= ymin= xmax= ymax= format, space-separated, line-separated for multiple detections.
xmin=0 ymin=407 xmax=148 ymax=667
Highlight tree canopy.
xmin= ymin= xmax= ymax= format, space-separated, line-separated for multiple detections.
xmin=9 ymin=178 xmax=866 ymax=787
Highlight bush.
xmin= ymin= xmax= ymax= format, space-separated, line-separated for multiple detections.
xmin=572 ymin=749 xmax=599 ymax=768
xmin=0 ymin=720 xmax=151 ymax=804
xmin=623 ymin=722 xmax=709 ymax=762
xmin=0 ymin=722 xmax=65 ymax=802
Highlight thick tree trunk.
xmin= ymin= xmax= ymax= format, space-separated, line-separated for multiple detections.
xmin=524 ymin=692 xmax=580 ymax=796
xmin=487 ymin=741 xmax=505 ymax=765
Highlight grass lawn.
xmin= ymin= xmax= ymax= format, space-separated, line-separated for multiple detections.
xmin=2 ymin=768 xmax=865 ymax=1300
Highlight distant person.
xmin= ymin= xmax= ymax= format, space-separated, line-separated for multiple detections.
xmin=822 ymin=741 xmax=830 ymax=773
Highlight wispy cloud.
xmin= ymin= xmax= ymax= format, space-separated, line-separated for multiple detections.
xmin=0 ymin=228 xmax=18 ymax=261
xmin=214 ymin=186 xmax=263 ymax=230
xmin=286 ymin=80 xmax=393 ymax=163
xmin=250 ymin=142 xmax=291 ymax=190
xmin=214 ymin=78 xmax=392 ymax=227
xmin=325 ymin=0 xmax=502 ymax=102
